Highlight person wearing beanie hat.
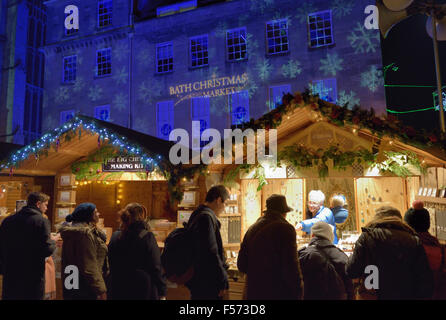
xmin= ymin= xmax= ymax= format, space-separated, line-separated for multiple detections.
xmin=238 ymin=194 xmax=304 ymax=300
xmin=404 ymin=201 xmax=446 ymax=299
xmin=298 ymin=221 xmax=353 ymax=300
xmin=346 ymin=205 xmax=434 ymax=299
xmin=59 ymin=202 xmax=109 ymax=300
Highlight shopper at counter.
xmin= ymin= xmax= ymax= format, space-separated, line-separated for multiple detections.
xmin=296 ymin=190 xmax=337 ymax=244
xmin=346 ymin=205 xmax=433 ymax=300
xmin=330 ymin=195 xmax=348 ymax=225
xmin=404 ymin=201 xmax=446 ymax=299
xmin=298 ymin=221 xmax=353 ymax=300
xmin=60 ymin=203 xmax=109 ymax=300
xmin=0 ymin=192 xmax=56 ymax=300
xmin=108 ymin=203 xmax=166 ymax=300
xmin=238 ymin=194 xmax=303 ymax=300
xmin=186 ymin=185 xmax=229 ymax=300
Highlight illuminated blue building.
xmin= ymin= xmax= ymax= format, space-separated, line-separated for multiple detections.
xmin=41 ymin=0 xmax=386 ymax=141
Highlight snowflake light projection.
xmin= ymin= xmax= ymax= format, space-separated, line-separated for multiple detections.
xmin=88 ymin=85 xmax=103 ymax=102
xmin=361 ymin=65 xmax=384 ymax=92
xmin=245 ymin=33 xmax=259 ymax=58
xmin=272 ymin=12 xmax=293 ymax=26
xmin=245 ymin=72 xmax=259 ymax=98
xmin=112 ymin=93 xmax=128 ymax=112
xmin=134 ymin=117 xmax=150 ymax=134
xmin=295 ymin=1 xmax=318 ymax=24
xmin=113 ymin=41 xmax=130 ymax=62
xmin=331 ymin=0 xmax=354 ymax=19
xmin=337 ymin=90 xmax=360 ymax=109
xmin=319 ymin=53 xmax=344 ymax=76
xmin=256 ymin=59 xmax=272 ymax=82
xmin=55 ymin=87 xmax=70 ymax=104
xmin=281 ymin=59 xmax=302 ymax=79
xmin=43 ymin=115 xmax=57 ymax=131
xmin=136 ymin=42 xmax=153 ymax=68
xmin=138 ymin=80 xmax=162 ymax=104
xmin=215 ymin=21 xmax=228 ymax=39
xmin=250 ymin=0 xmax=274 ymax=14
xmin=210 ymin=96 xmax=227 ymax=117
xmin=347 ymin=22 xmax=381 ymax=54
xmin=73 ymin=76 xmax=85 ymax=93
xmin=112 ymin=66 xmax=128 ymax=85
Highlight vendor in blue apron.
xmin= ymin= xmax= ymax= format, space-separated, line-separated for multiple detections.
xmin=296 ymin=190 xmax=337 ymax=244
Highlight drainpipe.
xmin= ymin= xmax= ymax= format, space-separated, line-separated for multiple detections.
xmin=128 ymin=0 xmax=134 ymax=129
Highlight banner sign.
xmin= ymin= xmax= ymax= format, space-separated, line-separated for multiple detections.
xmin=102 ymin=157 xmax=145 ymax=172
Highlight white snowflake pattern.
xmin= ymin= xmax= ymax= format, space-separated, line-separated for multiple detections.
xmin=136 ymin=46 xmax=153 ymax=69
xmin=138 ymin=80 xmax=163 ymax=104
xmin=245 ymin=33 xmax=259 ymax=58
xmin=331 ymin=0 xmax=354 ymax=18
xmin=281 ymin=59 xmax=302 ymax=79
xmin=215 ymin=21 xmax=228 ymax=38
xmin=250 ymin=0 xmax=274 ymax=14
xmin=295 ymin=1 xmax=318 ymax=24
xmin=134 ymin=117 xmax=150 ymax=134
xmin=361 ymin=65 xmax=384 ymax=92
xmin=319 ymin=53 xmax=344 ymax=76
xmin=88 ymin=85 xmax=103 ymax=102
xmin=347 ymin=22 xmax=381 ymax=54
xmin=272 ymin=12 xmax=293 ymax=26
xmin=210 ymin=96 xmax=227 ymax=116
xmin=113 ymin=41 xmax=130 ymax=62
xmin=112 ymin=66 xmax=128 ymax=85
xmin=54 ymin=87 xmax=70 ymax=104
xmin=337 ymin=90 xmax=360 ymax=108
xmin=256 ymin=59 xmax=272 ymax=82
xmin=112 ymin=93 xmax=128 ymax=112
xmin=244 ymin=74 xmax=259 ymax=98
xmin=72 ymin=76 xmax=85 ymax=93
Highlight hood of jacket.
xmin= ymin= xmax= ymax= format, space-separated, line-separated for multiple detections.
xmin=362 ymin=216 xmax=418 ymax=243
xmin=59 ymin=222 xmax=93 ymax=242
xmin=417 ymin=231 xmax=440 ymax=247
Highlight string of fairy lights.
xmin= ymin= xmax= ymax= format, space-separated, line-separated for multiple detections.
xmin=0 ymin=115 xmax=165 ymax=173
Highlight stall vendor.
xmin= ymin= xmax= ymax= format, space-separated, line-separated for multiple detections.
xmin=296 ymin=190 xmax=337 ymax=244
xmin=330 ymin=194 xmax=348 ymax=225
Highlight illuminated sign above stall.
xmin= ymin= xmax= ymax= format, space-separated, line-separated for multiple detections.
xmin=102 ymin=157 xmax=145 ymax=172
xmin=169 ymin=73 xmax=248 ymax=103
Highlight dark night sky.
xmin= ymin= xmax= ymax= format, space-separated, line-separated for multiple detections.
xmin=382 ymin=12 xmax=446 ymax=132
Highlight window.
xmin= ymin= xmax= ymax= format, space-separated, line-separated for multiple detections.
xmin=156 ymin=42 xmax=173 ymax=74
xmin=96 ymin=48 xmax=111 ymax=77
xmin=156 ymin=0 xmax=197 ymax=17
xmin=308 ymin=10 xmax=334 ymax=48
xmin=311 ymin=78 xmax=337 ymax=103
xmin=60 ymin=110 xmax=75 ymax=125
xmin=227 ymin=28 xmax=247 ymax=61
xmin=190 ymin=35 xmax=208 ymax=68
xmin=191 ymin=96 xmax=210 ymax=148
xmin=266 ymin=19 xmax=289 ymax=55
xmin=63 ymin=55 xmax=77 ymax=83
xmin=229 ymin=91 xmax=249 ymax=125
xmin=157 ymin=101 xmax=174 ymax=140
xmin=98 ymin=0 xmax=113 ymax=28
xmin=269 ymin=84 xmax=291 ymax=110
xmin=95 ymin=105 xmax=110 ymax=121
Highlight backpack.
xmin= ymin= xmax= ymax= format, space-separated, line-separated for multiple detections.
xmin=161 ymin=211 xmax=215 ymax=285
xmin=161 ymin=226 xmax=195 ymax=284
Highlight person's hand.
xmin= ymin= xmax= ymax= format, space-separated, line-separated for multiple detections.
xmin=50 ymin=233 xmax=61 ymax=241
xmin=97 ymin=292 xmax=107 ymax=300
xmin=160 ymin=296 xmax=167 ymax=300
xmin=295 ymin=223 xmax=302 ymax=230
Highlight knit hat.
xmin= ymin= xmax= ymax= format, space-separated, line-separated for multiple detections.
xmin=374 ymin=206 xmax=402 ymax=220
xmin=66 ymin=202 xmax=96 ymax=223
xmin=311 ymin=221 xmax=334 ymax=243
xmin=404 ymin=201 xmax=430 ymax=233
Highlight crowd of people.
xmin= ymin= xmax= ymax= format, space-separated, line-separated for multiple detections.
xmin=0 ymin=186 xmax=444 ymax=300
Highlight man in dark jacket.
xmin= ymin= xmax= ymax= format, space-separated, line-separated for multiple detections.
xmin=298 ymin=221 xmax=353 ymax=300
xmin=237 ymin=194 xmax=303 ymax=300
xmin=0 ymin=192 xmax=56 ymax=300
xmin=186 ymin=185 xmax=229 ymax=300
xmin=346 ymin=205 xmax=433 ymax=300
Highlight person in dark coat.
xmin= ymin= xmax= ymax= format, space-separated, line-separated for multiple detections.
xmin=108 ymin=203 xmax=166 ymax=300
xmin=237 ymin=194 xmax=304 ymax=300
xmin=346 ymin=205 xmax=434 ymax=300
xmin=0 ymin=192 xmax=56 ymax=300
xmin=60 ymin=203 xmax=108 ymax=300
xmin=404 ymin=200 xmax=446 ymax=299
xmin=298 ymin=221 xmax=353 ymax=300
xmin=185 ymin=185 xmax=229 ymax=300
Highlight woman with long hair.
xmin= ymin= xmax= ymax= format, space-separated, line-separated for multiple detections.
xmin=108 ymin=203 xmax=166 ymax=300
